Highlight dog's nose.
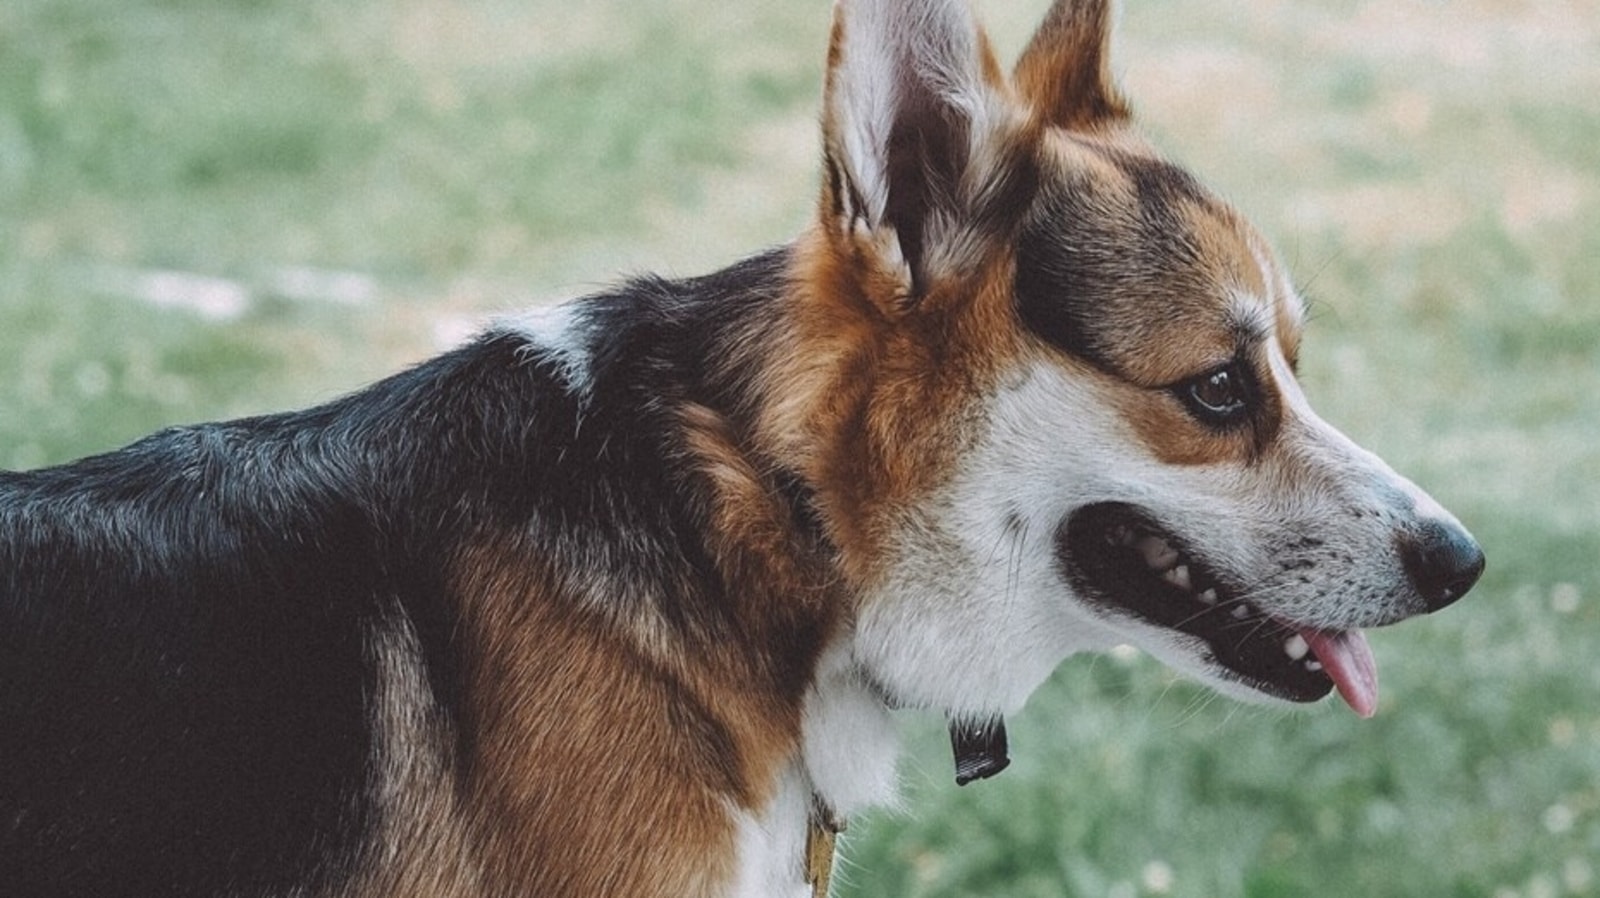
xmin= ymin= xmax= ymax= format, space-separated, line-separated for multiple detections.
xmin=1399 ymin=519 xmax=1485 ymax=612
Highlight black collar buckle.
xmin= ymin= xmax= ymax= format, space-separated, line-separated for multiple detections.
xmin=949 ymin=716 xmax=1010 ymax=786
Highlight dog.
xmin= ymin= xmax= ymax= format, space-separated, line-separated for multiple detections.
xmin=0 ymin=1 xmax=1484 ymax=896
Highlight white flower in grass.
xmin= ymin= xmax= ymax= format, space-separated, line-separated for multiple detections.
xmin=1141 ymin=860 xmax=1174 ymax=894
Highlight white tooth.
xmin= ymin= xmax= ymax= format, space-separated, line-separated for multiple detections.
xmin=1305 ymin=660 xmax=1324 ymax=672
xmin=1163 ymin=565 xmax=1192 ymax=591
xmin=1284 ymin=634 xmax=1310 ymax=661
xmin=1231 ymin=604 xmax=1251 ymax=620
xmin=1138 ymin=536 xmax=1179 ymax=570
xmin=1198 ymin=588 xmax=1218 ymax=605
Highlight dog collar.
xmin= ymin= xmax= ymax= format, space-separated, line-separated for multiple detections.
xmin=803 ymin=718 xmax=1008 ymax=896
xmin=805 ymin=799 xmax=846 ymax=898
xmin=950 ymin=715 xmax=1010 ymax=785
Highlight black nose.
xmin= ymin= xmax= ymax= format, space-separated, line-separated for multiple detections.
xmin=1399 ymin=519 xmax=1485 ymax=612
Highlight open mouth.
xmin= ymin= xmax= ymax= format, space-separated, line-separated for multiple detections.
xmin=1060 ymin=502 xmax=1379 ymax=717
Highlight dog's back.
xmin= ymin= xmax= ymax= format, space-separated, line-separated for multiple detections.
xmin=1 ymin=252 xmax=846 ymax=898
xmin=0 ymin=337 xmax=509 ymax=897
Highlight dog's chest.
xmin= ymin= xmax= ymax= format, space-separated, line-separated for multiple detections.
xmin=726 ymin=766 xmax=814 ymax=898
xmin=725 ymin=653 xmax=902 ymax=897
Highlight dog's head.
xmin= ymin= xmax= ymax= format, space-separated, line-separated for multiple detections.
xmin=760 ymin=0 xmax=1482 ymax=721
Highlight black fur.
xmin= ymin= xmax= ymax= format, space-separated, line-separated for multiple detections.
xmin=0 ymin=248 xmax=808 ymax=898
xmin=1014 ymin=149 xmax=1214 ymax=378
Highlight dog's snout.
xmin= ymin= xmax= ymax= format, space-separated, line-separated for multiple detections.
xmin=1399 ymin=519 xmax=1485 ymax=612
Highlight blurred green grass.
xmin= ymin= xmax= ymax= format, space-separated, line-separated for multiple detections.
xmin=3 ymin=0 xmax=1598 ymax=896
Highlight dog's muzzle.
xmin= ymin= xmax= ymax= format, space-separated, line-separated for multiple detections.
xmin=1055 ymin=501 xmax=1483 ymax=718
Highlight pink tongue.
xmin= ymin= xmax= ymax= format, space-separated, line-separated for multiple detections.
xmin=1299 ymin=628 xmax=1379 ymax=718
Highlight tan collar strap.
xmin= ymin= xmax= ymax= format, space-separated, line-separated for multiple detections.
xmin=805 ymin=799 xmax=846 ymax=898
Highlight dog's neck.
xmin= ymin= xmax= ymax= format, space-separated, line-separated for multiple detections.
xmin=801 ymin=644 xmax=904 ymax=821
xmin=722 ymin=642 xmax=897 ymax=897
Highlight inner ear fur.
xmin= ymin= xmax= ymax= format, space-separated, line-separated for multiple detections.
xmin=817 ymin=0 xmax=1128 ymax=310
xmin=819 ymin=0 xmax=1034 ymax=307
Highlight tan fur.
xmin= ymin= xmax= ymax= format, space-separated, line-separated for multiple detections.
xmin=675 ymin=400 xmax=846 ymax=645
xmin=417 ymin=436 xmax=846 ymax=897
xmin=1013 ymin=0 xmax=1129 ymax=129
xmin=751 ymin=229 xmax=1034 ymax=587
xmin=347 ymin=617 xmax=484 ymax=898
xmin=448 ymin=542 xmax=740 ymax=897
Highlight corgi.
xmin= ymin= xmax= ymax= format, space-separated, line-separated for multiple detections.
xmin=0 ymin=1 xmax=1484 ymax=896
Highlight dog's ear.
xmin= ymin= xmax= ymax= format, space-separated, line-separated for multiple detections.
xmin=819 ymin=0 xmax=1028 ymax=306
xmin=1013 ymin=0 xmax=1130 ymax=130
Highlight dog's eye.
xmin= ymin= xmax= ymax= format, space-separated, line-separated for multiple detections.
xmin=1179 ymin=364 xmax=1250 ymax=424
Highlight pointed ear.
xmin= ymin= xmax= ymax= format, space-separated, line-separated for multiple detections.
xmin=1013 ymin=0 xmax=1129 ymax=130
xmin=819 ymin=0 xmax=1017 ymax=303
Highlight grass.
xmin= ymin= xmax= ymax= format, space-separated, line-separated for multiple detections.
xmin=4 ymin=0 xmax=1598 ymax=895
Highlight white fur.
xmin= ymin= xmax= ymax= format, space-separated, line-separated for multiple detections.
xmin=499 ymin=300 xmax=596 ymax=398
xmin=827 ymin=0 xmax=1011 ymax=245
xmin=852 ymin=363 xmax=1144 ymax=716
xmin=723 ymin=645 xmax=902 ymax=897
xmin=725 ymin=767 xmax=812 ymax=898
xmin=801 ymin=644 xmax=904 ymax=817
